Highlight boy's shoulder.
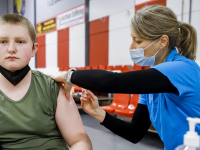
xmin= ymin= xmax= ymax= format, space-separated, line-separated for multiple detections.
xmin=31 ymin=70 xmax=56 ymax=85
xmin=31 ymin=70 xmax=50 ymax=78
xmin=31 ymin=70 xmax=60 ymax=92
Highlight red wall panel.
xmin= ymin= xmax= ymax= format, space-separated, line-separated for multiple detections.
xmin=89 ymin=16 xmax=109 ymax=66
xmin=135 ymin=0 xmax=166 ymax=12
xmin=90 ymin=16 xmax=109 ymax=35
xmin=36 ymin=35 xmax=46 ymax=68
xmin=90 ymin=32 xmax=108 ymax=66
xmin=58 ymin=28 xmax=69 ymax=68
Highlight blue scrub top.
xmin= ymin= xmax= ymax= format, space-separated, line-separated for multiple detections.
xmin=138 ymin=48 xmax=200 ymax=150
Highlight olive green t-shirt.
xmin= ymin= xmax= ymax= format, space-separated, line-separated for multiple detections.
xmin=0 ymin=70 xmax=68 ymax=150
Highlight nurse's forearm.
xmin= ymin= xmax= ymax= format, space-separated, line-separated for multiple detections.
xmin=100 ymin=104 xmax=151 ymax=143
xmin=71 ymin=69 xmax=178 ymax=94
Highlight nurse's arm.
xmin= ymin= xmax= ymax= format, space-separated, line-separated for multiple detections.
xmin=55 ymin=85 xmax=92 ymax=150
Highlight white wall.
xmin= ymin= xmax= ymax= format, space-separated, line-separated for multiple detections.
xmin=69 ymin=23 xmax=85 ymax=67
xmin=109 ymin=8 xmax=135 ymax=66
xmin=89 ymin=0 xmax=134 ymax=21
xmin=36 ymin=0 xmax=85 ymax=22
xmin=167 ymin=0 xmax=189 ymax=17
xmin=192 ymin=0 xmax=200 ymax=63
xmin=46 ymin=31 xmax=58 ymax=68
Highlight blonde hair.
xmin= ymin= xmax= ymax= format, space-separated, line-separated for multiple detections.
xmin=132 ymin=5 xmax=197 ymax=60
xmin=0 ymin=13 xmax=36 ymax=43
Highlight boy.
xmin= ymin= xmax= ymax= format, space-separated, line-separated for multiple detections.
xmin=0 ymin=14 xmax=92 ymax=150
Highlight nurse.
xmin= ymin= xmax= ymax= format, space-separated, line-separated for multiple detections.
xmin=52 ymin=5 xmax=200 ymax=150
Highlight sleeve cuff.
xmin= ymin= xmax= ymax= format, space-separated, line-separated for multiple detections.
xmin=100 ymin=112 xmax=113 ymax=126
xmin=70 ymin=70 xmax=77 ymax=84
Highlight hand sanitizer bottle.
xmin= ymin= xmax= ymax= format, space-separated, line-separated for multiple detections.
xmin=175 ymin=117 xmax=200 ymax=150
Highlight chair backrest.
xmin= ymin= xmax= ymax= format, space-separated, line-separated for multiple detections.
xmin=106 ymin=65 xmax=114 ymax=71
xmin=114 ymin=65 xmax=123 ymax=71
xmin=91 ymin=66 xmax=99 ymax=69
xmin=79 ymin=67 xmax=85 ymax=70
xmin=85 ymin=66 xmax=91 ymax=69
xmin=63 ymin=67 xmax=69 ymax=71
xmin=59 ymin=67 xmax=64 ymax=71
xmin=73 ymin=85 xmax=82 ymax=92
xmin=122 ymin=65 xmax=133 ymax=72
xmin=99 ymin=65 xmax=106 ymax=70
xmin=133 ymin=64 xmax=142 ymax=70
xmin=142 ymin=66 xmax=150 ymax=70
xmin=111 ymin=94 xmax=130 ymax=109
xmin=130 ymin=94 xmax=139 ymax=106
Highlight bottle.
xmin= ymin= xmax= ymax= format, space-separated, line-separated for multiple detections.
xmin=175 ymin=117 xmax=200 ymax=150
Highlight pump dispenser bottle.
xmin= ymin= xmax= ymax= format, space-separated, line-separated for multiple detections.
xmin=175 ymin=117 xmax=200 ymax=150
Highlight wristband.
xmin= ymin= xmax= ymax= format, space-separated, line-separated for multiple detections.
xmin=66 ymin=68 xmax=76 ymax=84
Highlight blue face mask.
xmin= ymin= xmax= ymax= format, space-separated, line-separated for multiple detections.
xmin=129 ymin=40 xmax=160 ymax=66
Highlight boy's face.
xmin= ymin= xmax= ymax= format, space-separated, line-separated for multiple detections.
xmin=0 ymin=23 xmax=38 ymax=71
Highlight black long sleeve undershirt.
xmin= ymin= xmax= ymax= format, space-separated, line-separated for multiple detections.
xmin=71 ymin=68 xmax=177 ymax=143
xmin=71 ymin=68 xmax=178 ymax=94
xmin=101 ymin=104 xmax=151 ymax=143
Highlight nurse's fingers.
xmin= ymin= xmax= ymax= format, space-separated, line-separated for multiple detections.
xmin=87 ymin=90 xmax=97 ymax=101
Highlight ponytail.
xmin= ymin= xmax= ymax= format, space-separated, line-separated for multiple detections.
xmin=178 ymin=22 xmax=197 ymax=60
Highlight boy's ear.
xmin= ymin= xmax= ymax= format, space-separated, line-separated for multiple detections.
xmin=32 ymin=43 xmax=39 ymax=57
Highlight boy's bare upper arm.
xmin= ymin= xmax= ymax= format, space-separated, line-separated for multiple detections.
xmin=55 ymin=85 xmax=88 ymax=147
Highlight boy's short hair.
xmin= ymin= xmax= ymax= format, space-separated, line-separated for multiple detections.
xmin=0 ymin=14 xmax=36 ymax=43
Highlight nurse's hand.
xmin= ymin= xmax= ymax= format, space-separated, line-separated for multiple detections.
xmin=51 ymin=72 xmax=72 ymax=101
xmin=81 ymin=89 xmax=106 ymax=123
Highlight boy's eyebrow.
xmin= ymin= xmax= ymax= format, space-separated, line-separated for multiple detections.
xmin=0 ymin=37 xmax=9 ymax=39
xmin=0 ymin=36 xmax=27 ymax=40
xmin=15 ymin=37 xmax=27 ymax=40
